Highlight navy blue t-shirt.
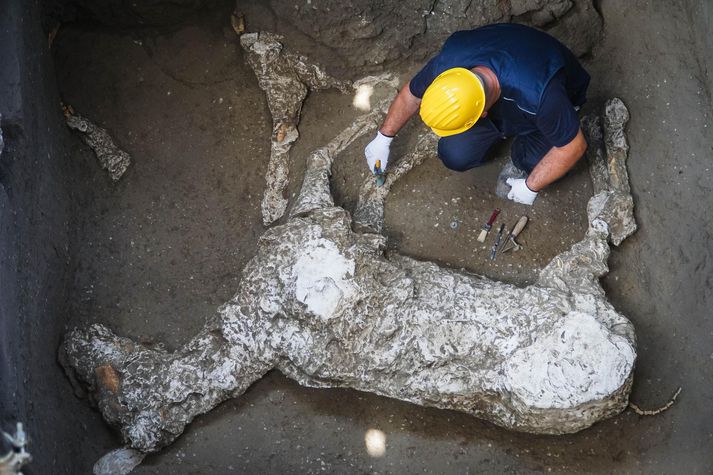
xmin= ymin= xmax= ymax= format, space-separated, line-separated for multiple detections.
xmin=487 ymin=70 xmax=580 ymax=147
xmin=409 ymin=24 xmax=588 ymax=147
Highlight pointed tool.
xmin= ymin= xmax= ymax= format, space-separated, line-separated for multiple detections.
xmin=490 ymin=223 xmax=506 ymax=260
xmin=499 ymin=215 xmax=528 ymax=253
xmin=477 ymin=208 xmax=500 ymax=243
xmin=374 ymin=160 xmax=386 ymax=186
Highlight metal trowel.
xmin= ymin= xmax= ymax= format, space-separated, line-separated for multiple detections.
xmin=499 ymin=215 xmax=528 ymax=253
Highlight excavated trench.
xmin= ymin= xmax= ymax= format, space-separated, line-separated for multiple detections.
xmin=2 ymin=0 xmax=712 ymax=473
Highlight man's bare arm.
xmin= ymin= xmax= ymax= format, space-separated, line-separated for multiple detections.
xmin=380 ymin=82 xmax=422 ymax=136
xmin=526 ymin=129 xmax=587 ymax=191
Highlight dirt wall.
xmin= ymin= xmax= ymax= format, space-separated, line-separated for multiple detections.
xmin=0 ymin=0 xmax=114 ymax=472
xmin=688 ymin=0 xmax=713 ymax=98
xmin=234 ymin=0 xmax=601 ymax=75
xmin=45 ymin=0 xmax=601 ymax=77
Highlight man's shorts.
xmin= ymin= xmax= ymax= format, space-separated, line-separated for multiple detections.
xmin=437 ymin=118 xmax=554 ymax=174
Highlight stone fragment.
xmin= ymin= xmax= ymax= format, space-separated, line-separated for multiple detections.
xmin=93 ymin=447 xmax=145 ymax=475
xmin=61 ymin=97 xmax=637 ymax=454
xmin=64 ymin=108 xmax=131 ymax=181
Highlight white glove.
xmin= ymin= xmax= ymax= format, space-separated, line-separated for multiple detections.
xmin=506 ymin=178 xmax=538 ymax=205
xmin=365 ymin=131 xmax=393 ymax=173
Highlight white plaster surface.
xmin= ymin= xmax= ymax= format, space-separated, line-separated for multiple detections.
xmin=293 ymin=238 xmax=357 ymax=320
xmin=504 ymin=311 xmax=636 ymax=409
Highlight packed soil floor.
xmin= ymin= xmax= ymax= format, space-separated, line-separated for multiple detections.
xmin=53 ymin=0 xmax=713 ymax=472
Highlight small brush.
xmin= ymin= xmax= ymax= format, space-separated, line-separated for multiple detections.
xmin=477 ymin=208 xmax=500 ymax=243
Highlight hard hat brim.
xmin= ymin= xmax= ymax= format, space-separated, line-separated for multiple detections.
xmin=430 ymin=119 xmax=479 ymax=137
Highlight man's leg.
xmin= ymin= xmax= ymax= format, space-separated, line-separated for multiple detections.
xmin=437 ymin=118 xmax=503 ymax=171
xmin=495 ymin=131 xmax=554 ymax=199
xmin=510 ymin=131 xmax=554 ymax=174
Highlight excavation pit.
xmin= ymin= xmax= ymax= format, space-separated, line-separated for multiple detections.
xmin=3 ymin=0 xmax=712 ymax=473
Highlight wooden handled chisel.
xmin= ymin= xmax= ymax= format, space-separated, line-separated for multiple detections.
xmin=499 ymin=215 xmax=528 ymax=253
xmin=477 ymin=208 xmax=500 ymax=243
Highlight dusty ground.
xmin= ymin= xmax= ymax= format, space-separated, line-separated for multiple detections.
xmin=53 ymin=0 xmax=712 ymax=473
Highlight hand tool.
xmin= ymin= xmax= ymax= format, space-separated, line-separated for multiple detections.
xmin=490 ymin=223 xmax=505 ymax=260
xmin=477 ymin=208 xmax=500 ymax=243
xmin=499 ymin=215 xmax=528 ymax=253
xmin=374 ymin=159 xmax=386 ymax=186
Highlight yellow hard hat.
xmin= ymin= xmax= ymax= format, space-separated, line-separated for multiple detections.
xmin=419 ymin=67 xmax=485 ymax=137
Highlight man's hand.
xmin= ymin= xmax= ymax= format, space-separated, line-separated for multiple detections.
xmin=506 ymin=178 xmax=538 ymax=205
xmin=364 ymin=82 xmax=421 ymax=173
xmin=365 ymin=131 xmax=393 ymax=173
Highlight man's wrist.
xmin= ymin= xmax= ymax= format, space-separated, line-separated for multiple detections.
xmin=378 ymin=128 xmax=396 ymax=138
xmin=524 ymin=176 xmax=539 ymax=193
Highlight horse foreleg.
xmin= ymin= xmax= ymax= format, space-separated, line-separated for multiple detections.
xmin=353 ymin=132 xmax=437 ymax=233
xmin=290 ymin=104 xmax=390 ymax=217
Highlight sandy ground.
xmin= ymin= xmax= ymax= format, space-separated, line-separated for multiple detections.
xmin=53 ymin=0 xmax=712 ymax=472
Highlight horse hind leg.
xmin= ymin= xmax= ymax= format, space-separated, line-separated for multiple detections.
xmin=59 ymin=306 xmax=276 ymax=453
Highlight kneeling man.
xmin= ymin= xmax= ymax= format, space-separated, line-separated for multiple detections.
xmin=365 ymin=23 xmax=590 ymax=205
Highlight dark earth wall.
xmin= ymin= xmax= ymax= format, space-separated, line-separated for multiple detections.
xmin=688 ymin=0 xmax=713 ymax=98
xmin=44 ymin=0 xmax=602 ymax=77
xmin=0 ymin=0 xmax=112 ymax=472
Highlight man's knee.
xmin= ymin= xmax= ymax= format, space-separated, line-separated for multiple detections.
xmin=438 ymin=140 xmax=487 ymax=172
